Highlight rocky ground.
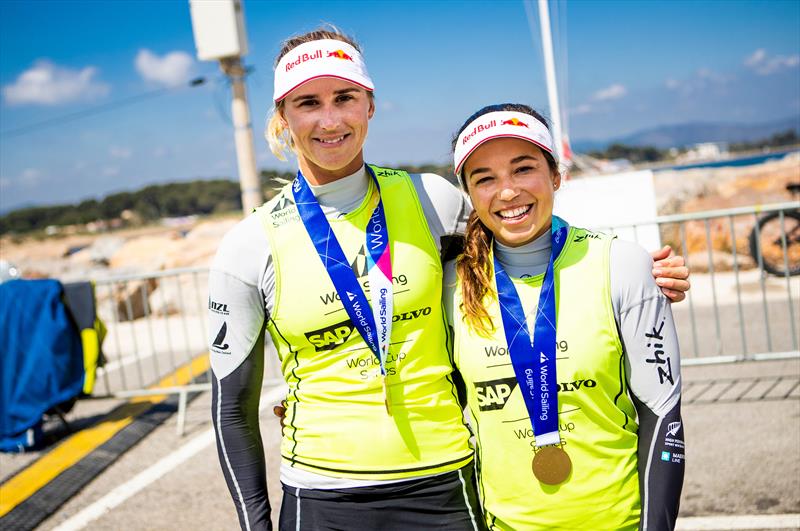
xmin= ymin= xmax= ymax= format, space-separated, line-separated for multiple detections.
xmin=1 ymin=153 xmax=798 ymax=282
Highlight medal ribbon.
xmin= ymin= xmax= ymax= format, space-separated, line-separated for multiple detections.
xmin=292 ymin=166 xmax=393 ymax=375
xmin=494 ymin=216 xmax=569 ymax=447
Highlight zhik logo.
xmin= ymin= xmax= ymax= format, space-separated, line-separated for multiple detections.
xmin=474 ymin=377 xmax=519 ymax=411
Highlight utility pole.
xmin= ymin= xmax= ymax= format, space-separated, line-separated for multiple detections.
xmin=220 ymin=57 xmax=262 ymax=213
xmin=189 ymin=0 xmax=262 ymax=215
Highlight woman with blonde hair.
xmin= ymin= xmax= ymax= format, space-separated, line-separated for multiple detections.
xmin=446 ymin=103 xmax=684 ymax=530
xmin=208 ymin=27 xmax=689 ymax=531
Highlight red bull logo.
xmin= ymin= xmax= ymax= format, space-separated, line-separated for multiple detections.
xmin=285 ymin=49 xmax=323 ymax=72
xmin=327 ymin=49 xmax=354 ymax=61
xmin=501 ymin=118 xmax=529 ymax=127
xmin=461 ymin=119 xmax=497 ymax=145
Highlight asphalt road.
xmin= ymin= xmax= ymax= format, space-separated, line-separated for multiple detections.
xmin=8 ymin=358 xmax=790 ymax=531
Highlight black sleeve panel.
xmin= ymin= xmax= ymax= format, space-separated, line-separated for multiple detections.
xmin=440 ymin=234 xmax=466 ymax=264
xmin=211 ymin=329 xmax=272 ymax=531
xmin=634 ymin=396 xmax=685 ymax=531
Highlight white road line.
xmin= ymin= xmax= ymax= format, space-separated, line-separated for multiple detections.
xmin=53 ymin=385 xmax=287 ymax=531
xmin=676 ymin=513 xmax=800 ymax=530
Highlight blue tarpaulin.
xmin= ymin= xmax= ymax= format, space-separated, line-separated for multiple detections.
xmin=0 ymin=279 xmax=84 ymax=451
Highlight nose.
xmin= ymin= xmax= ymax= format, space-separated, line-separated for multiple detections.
xmin=318 ymin=103 xmax=342 ymax=130
xmin=498 ymin=177 xmax=519 ymax=202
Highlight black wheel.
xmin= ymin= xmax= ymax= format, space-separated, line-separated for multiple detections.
xmin=749 ymin=210 xmax=800 ymax=276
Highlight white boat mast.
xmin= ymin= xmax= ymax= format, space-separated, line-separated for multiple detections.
xmin=537 ymin=0 xmax=566 ymax=170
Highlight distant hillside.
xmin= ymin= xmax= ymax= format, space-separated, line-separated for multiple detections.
xmin=574 ymin=116 xmax=800 ymax=152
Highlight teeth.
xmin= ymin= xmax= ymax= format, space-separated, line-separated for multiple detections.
xmin=498 ymin=206 xmax=531 ymax=219
xmin=319 ymin=136 xmax=345 ymax=144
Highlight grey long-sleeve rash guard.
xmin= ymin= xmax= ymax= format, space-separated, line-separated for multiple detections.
xmin=209 ymin=166 xmax=683 ymax=531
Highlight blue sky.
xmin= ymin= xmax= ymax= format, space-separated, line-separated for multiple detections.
xmin=1 ymin=0 xmax=798 ymax=211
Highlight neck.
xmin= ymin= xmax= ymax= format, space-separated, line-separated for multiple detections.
xmin=299 ymin=152 xmax=366 ymax=185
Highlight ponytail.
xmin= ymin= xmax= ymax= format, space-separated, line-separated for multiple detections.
xmin=456 ymin=210 xmax=496 ymax=337
xmin=265 ymin=104 xmax=293 ymax=161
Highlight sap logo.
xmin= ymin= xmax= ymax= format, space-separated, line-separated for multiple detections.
xmin=208 ymin=299 xmax=230 ymax=316
xmin=304 ymin=319 xmax=355 ymax=351
xmin=474 ymin=377 xmax=519 ymax=411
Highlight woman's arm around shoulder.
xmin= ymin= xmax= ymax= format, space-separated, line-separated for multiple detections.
xmin=409 ymin=173 xmax=471 ymax=261
xmin=611 ymin=239 xmax=685 ymax=531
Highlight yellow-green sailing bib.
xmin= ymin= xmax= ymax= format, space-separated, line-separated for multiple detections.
xmin=257 ymin=165 xmax=472 ymax=479
xmin=453 ymin=227 xmax=640 ymax=530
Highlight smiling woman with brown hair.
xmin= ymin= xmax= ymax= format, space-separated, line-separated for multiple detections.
xmin=446 ymin=102 xmax=685 ymax=530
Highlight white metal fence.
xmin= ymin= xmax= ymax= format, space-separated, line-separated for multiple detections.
xmin=600 ymin=202 xmax=799 ymax=365
xmin=86 ymin=202 xmax=799 ymax=431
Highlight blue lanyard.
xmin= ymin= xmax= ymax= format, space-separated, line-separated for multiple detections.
xmin=494 ymin=216 xmax=569 ymax=446
xmin=291 ymin=166 xmax=393 ymax=372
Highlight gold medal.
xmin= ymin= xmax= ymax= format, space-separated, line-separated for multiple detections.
xmin=532 ymin=445 xmax=572 ymax=485
xmin=382 ymin=376 xmax=392 ymax=416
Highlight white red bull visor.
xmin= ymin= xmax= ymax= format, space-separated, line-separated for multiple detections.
xmin=454 ymin=111 xmax=557 ymax=178
xmin=273 ymin=39 xmax=374 ymax=102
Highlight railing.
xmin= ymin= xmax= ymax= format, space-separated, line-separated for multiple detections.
xmin=598 ymin=202 xmax=799 ymax=365
xmin=87 ymin=202 xmax=799 ymax=433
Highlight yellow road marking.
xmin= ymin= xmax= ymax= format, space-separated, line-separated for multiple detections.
xmin=0 ymin=354 xmax=210 ymax=517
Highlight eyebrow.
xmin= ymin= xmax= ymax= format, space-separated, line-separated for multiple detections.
xmin=289 ymin=87 xmax=360 ymax=103
xmin=468 ymin=154 xmax=540 ymax=180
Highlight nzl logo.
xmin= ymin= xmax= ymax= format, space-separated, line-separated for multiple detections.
xmin=474 ymin=377 xmax=519 ymax=411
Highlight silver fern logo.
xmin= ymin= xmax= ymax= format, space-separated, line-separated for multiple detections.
xmin=667 ymin=421 xmax=681 ymax=437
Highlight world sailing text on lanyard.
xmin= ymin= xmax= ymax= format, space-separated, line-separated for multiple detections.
xmin=494 ymin=216 xmax=569 ymax=447
xmin=292 ymin=166 xmax=393 ymax=379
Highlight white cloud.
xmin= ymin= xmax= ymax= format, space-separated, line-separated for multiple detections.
xmin=102 ymin=166 xmax=120 ymax=177
xmin=665 ymin=78 xmax=680 ymax=90
xmin=109 ymin=146 xmax=132 ymax=159
xmin=2 ymin=60 xmax=110 ymax=106
xmin=570 ymin=104 xmax=593 ymax=116
xmin=20 ymin=168 xmax=41 ymax=186
xmin=0 ymin=177 xmax=11 ymax=190
xmin=744 ymin=49 xmax=767 ymax=67
xmin=744 ymin=48 xmax=799 ymax=75
xmin=696 ymin=68 xmax=726 ymax=82
xmin=135 ymin=49 xmax=194 ymax=87
xmin=592 ymin=83 xmax=627 ymax=101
